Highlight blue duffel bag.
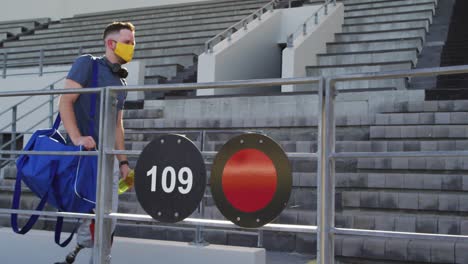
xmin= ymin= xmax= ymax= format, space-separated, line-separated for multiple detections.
xmin=11 ymin=59 xmax=99 ymax=247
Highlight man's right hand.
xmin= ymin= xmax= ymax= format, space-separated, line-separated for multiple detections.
xmin=73 ymin=136 xmax=96 ymax=150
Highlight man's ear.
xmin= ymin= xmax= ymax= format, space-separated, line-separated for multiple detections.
xmin=106 ymin=39 xmax=115 ymax=50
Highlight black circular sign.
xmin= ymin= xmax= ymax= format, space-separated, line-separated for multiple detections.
xmin=134 ymin=134 xmax=206 ymax=223
xmin=210 ymin=133 xmax=292 ymax=228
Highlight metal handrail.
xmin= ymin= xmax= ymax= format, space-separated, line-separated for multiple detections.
xmin=286 ymin=0 xmax=336 ymax=47
xmin=315 ymin=64 xmax=468 ymax=264
xmin=0 ymin=76 xmax=64 ymax=120
xmin=204 ymin=0 xmax=280 ymax=53
xmin=2 ymin=47 xmax=82 ymax=78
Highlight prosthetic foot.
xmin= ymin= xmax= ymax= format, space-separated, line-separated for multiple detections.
xmin=54 ymin=244 xmax=84 ymax=264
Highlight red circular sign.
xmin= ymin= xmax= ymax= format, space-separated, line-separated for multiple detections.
xmin=222 ymin=148 xmax=277 ymax=213
xmin=210 ymin=133 xmax=292 ymax=228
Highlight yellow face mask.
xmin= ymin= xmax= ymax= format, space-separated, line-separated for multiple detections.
xmin=114 ymin=42 xmax=134 ymax=63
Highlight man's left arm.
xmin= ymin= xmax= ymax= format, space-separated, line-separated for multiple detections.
xmin=115 ymin=110 xmax=130 ymax=179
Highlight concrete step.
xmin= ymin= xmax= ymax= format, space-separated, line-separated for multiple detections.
xmin=145 ymin=64 xmax=184 ymax=79
xmin=341 ymin=0 xmax=434 ymax=5
xmin=337 ymin=172 xmax=468 ymax=192
xmin=144 ymin=76 xmax=167 ymax=85
xmin=335 ymin=28 xmax=427 ymax=43
xmin=0 ymin=27 xmax=25 ymax=35
xmin=357 ymin=156 xmax=467 ymax=171
xmin=4 ymin=29 xmax=221 ymax=51
xmin=336 ymin=234 xmax=465 ymax=263
xmin=57 ymin=0 xmax=266 ymax=26
xmin=46 ymin=5 xmax=261 ymax=31
xmin=342 ymin=19 xmax=430 ymax=33
xmin=0 ymin=39 xmax=204 ymax=60
xmin=123 ymin=108 xmax=164 ymax=119
xmin=369 ymin=125 xmax=468 ymax=139
xmin=317 ymin=49 xmax=419 ymax=66
xmin=0 ymin=22 xmax=38 ymax=31
xmin=306 ymin=62 xmax=409 ymax=90
xmin=373 ymin=112 xmax=468 ymax=126
xmin=337 ymin=210 xmax=467 ymax=236
xmin=307 ymin=61 xmax=412 ymax=76
xmin=379 ymin=100 xmax=468 ymax=113
xmin=326 ymin=38 xmax=423 ymax=53
xmin=344 ymin=2 xmax=436 ymax=17
xmin=8 ymin=53 xmax=195 ymax=71
xmin=66 ymin=0 xmax=266 ymax=18
xmin=344 ymin=0 xmax=437 ymax=10
xmin=22 ymin=14 xmax=248 ymax=40
xmin=341 ymin=190 xmax=467 ymax=214
xmin=0 ymin=32 xmax=11 ymax=40
xmin=344 ymin=10 xmax=434 ymax=24
xmin=8 ymin=35 xmax=209 ymax=53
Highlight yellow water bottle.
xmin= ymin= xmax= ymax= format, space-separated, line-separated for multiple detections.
xmin=118 ymin=169 xmax=135 ymax=194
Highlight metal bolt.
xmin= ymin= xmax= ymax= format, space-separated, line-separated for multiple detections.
xmin=256 ymin=219 xmax=260 ymax=223
xmin=161 ymin=139 xmax=165 ymax=144
xmin=157 ymin=212 xmax=162 ymax=216
xmin=259 ymin=139 xmax=263 ymax=144
xmin=177 ymin=139 xmax=181 ymax=144
xmin=237 ymin=217 xmax=241 ymax=221
xmin=175 ymin=212 xmax=179 ymax=217
xmin=240 ymin=139 xmax=244 ymax=144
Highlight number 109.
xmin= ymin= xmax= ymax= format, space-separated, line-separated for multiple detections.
xmin=146 ymin=166 xmax=193 ymax=194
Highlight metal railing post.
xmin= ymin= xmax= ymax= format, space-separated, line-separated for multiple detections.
xmin=39 ymin=49 xmax=44 ymax=77
xmin=192 ymin=130 xmax=208 ymax=246
xmin=317 ymin=77 xmax=335 ymax=264
xmin=287 ymin=34 xmax=294 ymax=48
xmin=2 ymin=52 xmax=7 ymax=79
xmin=257 ymin=230 xmax=264 ymax=247
xmin=11 ymin=106 xmax=17 ymax=151
xmin=93 ymin=87 xmax=115 ymax=264
xmin=49 ymin=84 xmax=54 ymax=127
xmin=289 ymin=0 xmax=292 ymax=8
xmin=227 ymin=29 xmax=233 ymax=41
xmin=315 ymin=13 xmax=319 ymax=24
xmin=302 ymin=23 xmax=307 ymax=36
xmin=325 ymin=3 xmax=328 ymax=15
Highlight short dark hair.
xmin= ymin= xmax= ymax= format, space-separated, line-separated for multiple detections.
xmin=103 ymin=22 xmax=135 ymax=40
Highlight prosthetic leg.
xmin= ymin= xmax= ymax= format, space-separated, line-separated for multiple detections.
xmin=54 ymin=244 xmax=84 ymax=264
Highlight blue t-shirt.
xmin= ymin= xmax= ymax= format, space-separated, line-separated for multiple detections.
xmin=66 ymin=54 xmax=127 ymax=144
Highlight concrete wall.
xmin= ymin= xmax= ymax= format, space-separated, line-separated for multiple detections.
xmin=282 ymin=3 xmax=344 ymax=92
xmin=197 ymin=5 xmax=322 ymax=96
xmin=0 ymin=0 xmax=210 ymax=22
xmin=197 ymin=9 xmax=282 ymax=96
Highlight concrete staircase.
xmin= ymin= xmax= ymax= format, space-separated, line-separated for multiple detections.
xmin=0 ymin=18 xmax=51 ymax=44
xmin=0 ymin=0 xmax=269 ymax=87
xmin=307 ymin=0 xmax=438 ymax=91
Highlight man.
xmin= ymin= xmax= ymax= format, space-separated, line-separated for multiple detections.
xmin=56 ymin=21 xmax=135 ymax=264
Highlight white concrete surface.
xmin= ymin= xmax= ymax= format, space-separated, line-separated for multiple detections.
xmin=1 ymin=0 xmax=212 ymax=22
xmin=282 ymin=3 xmax=344 ymax=92
xmin=197 ymin=5 xmax=343 ymax=96
xmin=197 ymin=8 xmax=282 ymax=96
xmin=0 ymin=228 xmax=266 ymax=264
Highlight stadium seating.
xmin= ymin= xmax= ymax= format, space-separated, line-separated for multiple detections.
xmin=0 ymin=18 xmax=50 ymax=44
xmin=0 ymin=0 xmax=269 ymax=86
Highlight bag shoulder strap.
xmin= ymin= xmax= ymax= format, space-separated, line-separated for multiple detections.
xmin=11 ymin=161 xmax=58 ymax=234
xmin=88 ymin=59 xmax=98 ymax=138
